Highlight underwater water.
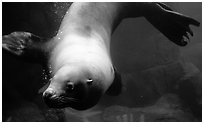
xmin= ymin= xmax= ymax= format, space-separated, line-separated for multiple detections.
xmin=2 ymin=2 xmax=202 ymax=122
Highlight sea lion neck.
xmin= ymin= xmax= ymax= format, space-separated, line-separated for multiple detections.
xmin=55 ymin=3 xmax=123 ymax=49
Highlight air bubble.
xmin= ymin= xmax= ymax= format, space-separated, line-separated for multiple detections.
xmin=49 ymin=70 xmax=52 ymax=74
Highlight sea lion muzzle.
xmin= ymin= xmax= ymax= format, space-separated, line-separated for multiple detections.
xmin=43 ymin=92 xmax=78 ymax=109
xmin=42 ymin=80 xmax=92 ymax=109
xmin=43 ymin=89 xmax=61 ymax=108
xmin=42 ymin=81 xmax=79 ymax=108
xmin=42 ymin=78 xmax=104 ymax=110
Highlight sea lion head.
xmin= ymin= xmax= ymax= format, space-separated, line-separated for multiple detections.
xmin=42 ymin=64 xmax=106 ymax=110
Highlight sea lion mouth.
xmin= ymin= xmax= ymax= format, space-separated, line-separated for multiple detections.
xmin=42 ymin=84 xmax=88 ymax=109
xmin=43 ymin=94 xmax=79 ymax=109
xmin=44 ymin=95 xmax=94 ymax=110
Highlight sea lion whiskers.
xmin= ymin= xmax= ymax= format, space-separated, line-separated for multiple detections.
xmin=60 ymin=96 xmax=79 ymax=103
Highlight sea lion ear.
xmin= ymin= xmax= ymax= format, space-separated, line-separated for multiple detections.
xmin=106 ymin=68 xmax=122 ymax=96
xmin=2 ymin=31 xmax=49 ymax=65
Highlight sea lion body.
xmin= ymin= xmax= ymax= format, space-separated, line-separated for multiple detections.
xmin=43 ymin=3 xmax=119 ymax=109
xmin=2 ymin=2 xmax=200 ymax=110
xmin=46 ymin=34 xmax=115 ymax=109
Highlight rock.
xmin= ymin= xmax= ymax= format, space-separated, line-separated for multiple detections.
xmin=139 ymin=94 xmax=195 ymax=122
xmin=43 ymin=108 xmax=65 ymax=122
xmin=177 ymin=62 xmax=202 ymax=119
xmin=102 ymin=105 xmax=132 ymax=121
xmin=102 ymin=94 xmax=196 ymax=122
xmin=4 ymin=102 xmax=45 ymax=122
xmin=64 ymin=108 xmax=103 ymax=122
xmin=141 ymin=61 xmax=185 ymax=95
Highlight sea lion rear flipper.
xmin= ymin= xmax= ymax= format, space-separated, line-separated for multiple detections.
xmin=106 ymin=68 xmax=122 ymax=96
xmin=144 ymin=3 xmax=200 ymax=46
xmin=2 ymin=31 xmax=49 ymax=64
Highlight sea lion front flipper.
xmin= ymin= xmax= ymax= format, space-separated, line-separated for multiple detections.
xmin=144 ymin=3 xmax=200 ymax=46
xmin=106 ymin=68 xmax=122 ymax=96
xmin=2 ymin=32 xmax=49 ymax=64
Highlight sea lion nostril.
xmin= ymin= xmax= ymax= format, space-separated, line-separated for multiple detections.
xmin=43 ymin=90 xmax=56 ymax=99
xmin=66 ymin=82 xmax=74 ymax=90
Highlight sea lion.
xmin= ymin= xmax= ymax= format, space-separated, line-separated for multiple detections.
xmin=2 ymin=3 xmax=200 ymax=110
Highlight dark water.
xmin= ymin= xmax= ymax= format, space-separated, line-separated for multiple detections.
xmin=2 ymin=2 xmax=202 ymax=122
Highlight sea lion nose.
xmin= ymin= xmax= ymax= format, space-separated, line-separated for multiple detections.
xmin=43 ymin=89 xmax=64 ymax=108
xmin=43 ymin=89 xmax=56 ymax=100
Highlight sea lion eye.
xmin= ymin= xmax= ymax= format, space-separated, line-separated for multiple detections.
xmin=66 ymin=82 xmax=74 ymax=91
xmin=87 ymin=79 xmax=93 ymax=85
